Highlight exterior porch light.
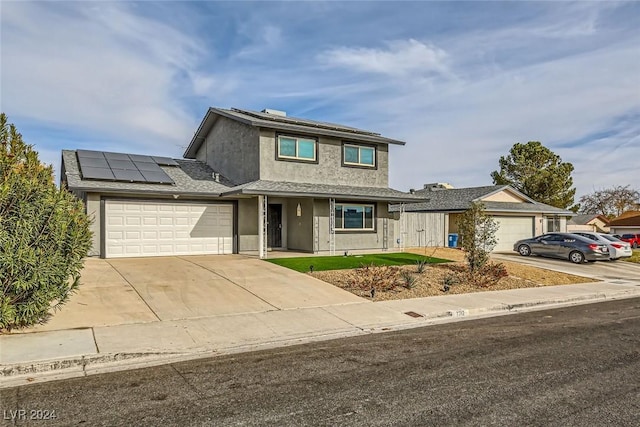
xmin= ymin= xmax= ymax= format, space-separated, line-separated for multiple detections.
xmin=296 ymin=203 xmax=302 ymax=217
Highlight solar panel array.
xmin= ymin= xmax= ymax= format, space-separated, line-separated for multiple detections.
xmin=230 ymin=108 xmax=380 ymax=136
xmin=76 ymin=150 xmax=176 ymax=184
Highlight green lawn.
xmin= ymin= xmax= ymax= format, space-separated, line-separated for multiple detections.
xmin=622 ymin=250 xmax=640 ymax=264
xmin=265 ymin=252 xmax=451 ymax=272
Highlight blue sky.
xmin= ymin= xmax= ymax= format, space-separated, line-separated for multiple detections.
xmin=2 ymin=1 xmax=639 ymax=199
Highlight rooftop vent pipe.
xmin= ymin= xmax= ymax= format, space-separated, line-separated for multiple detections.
xmin=261 ymin=108 xmax=287 ymax=117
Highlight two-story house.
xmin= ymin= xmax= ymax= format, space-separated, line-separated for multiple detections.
xmin=61 ymin=107 xmax=421 ymax=258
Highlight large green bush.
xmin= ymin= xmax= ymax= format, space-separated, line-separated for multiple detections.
xmin=0 ymin=113 xmax=92 ymax=331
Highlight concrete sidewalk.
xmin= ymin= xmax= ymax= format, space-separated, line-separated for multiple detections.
xmin=2 ymin=279 xmax=639 ymax=389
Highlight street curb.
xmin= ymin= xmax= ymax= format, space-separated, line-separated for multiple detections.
xmin=2 ymin=289 xmax=638 ymax=389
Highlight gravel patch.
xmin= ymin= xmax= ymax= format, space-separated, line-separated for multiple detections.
xmin=309 ymin=247 xmax=599 ymax=302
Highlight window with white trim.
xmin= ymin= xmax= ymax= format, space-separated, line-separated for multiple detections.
xmin=546 ymin=216 xmax=561 ymax=232
xmin=277 ymin=135 xmax=317 ymax=162
xmin=343 ymin=144 xmax=375 ymax=167
xmin=334 ymin=204 xmax=375 ymax=230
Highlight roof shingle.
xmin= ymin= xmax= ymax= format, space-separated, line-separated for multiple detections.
xmin=391 ymin=185 xmax=573 ymax=215
xmin=62 ymin=150 xmax=233 ymax=196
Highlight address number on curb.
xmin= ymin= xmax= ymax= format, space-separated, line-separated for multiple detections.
xmin=449 ymin=309 xmax=469 ymax=318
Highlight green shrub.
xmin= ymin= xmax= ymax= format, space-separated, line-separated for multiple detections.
xmin=415 ymin=259 xmax=428 ymax=274
xmin=0 ymin=113 xmax=92 ymax=331
xmin=458 ymin=202 xmax=499 ymax=273
xmin=442 ymin=273 xmax=460 ymax=292
xmin=400 ymin=270 xmax=418 ymax=289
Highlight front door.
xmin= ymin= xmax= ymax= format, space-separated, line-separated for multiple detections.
xmin=267 ymin=204 xmax=282 ymax=248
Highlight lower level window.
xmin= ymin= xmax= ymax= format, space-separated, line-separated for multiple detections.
xmin=547 ymin=217 xmax=560 ymax=232
xmin=335 ymin=204 xmax=374 ymax=230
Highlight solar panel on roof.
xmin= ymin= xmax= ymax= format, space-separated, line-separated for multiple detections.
xmin=151 ymin=156 xmax=179 ymax=166
xmin=112 ymin=169 xmax=145 ymax=182
xmin=80 ymin=167 xmax=116 ymax=181
xmin=231 ymin=108 xmax=380 ymax=136
xmin=106 ymin=159 xmax=137 ymax=170
xmin=103 ymin=152 xmax=130 ymax=161
xmin=128 ymin=154 xmax=154 ymax=163
xmin=140 ymin=170 xmax=174 ymax=184
xmin=77 ymin=150 xmax=105 ymax=159
xmin=78 ymin=156 xmax=109 ymax=168
xmin=76 ymin=149 xmax=176 ymax=185
xmin=133 ymin=161 xmax=163 ymax=172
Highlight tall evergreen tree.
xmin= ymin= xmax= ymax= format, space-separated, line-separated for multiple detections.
xmin=491 ymin=141 xmax=576 ymax=209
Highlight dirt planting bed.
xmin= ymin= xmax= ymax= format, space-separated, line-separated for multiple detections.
xmin=309 ymin=247 xmax=598 ymax=301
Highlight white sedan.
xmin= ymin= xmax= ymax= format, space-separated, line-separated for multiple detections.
xmin=573 ymin=232 xmax=633 ymax=260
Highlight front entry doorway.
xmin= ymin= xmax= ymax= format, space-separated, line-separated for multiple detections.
xmin=267 ymin=204 xmax=283 ymax=248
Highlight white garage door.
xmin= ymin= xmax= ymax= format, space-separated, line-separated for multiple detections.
xmin=493 ymin=216 xmax=534 ymax=252
xmin=105 ymin=200 xmax=233 ymax=258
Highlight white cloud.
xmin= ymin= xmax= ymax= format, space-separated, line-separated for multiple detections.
xmin=2 ymin=1 xmax=637 ymax=200
xmin=320 ymin=39 xmax=450 ymax=77
xmin=1 ymin=2 xmax=211 ymax=156
xmin=383 ymin=41 xmax=640 ymax=198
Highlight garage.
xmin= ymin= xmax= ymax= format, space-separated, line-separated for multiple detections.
xmin=492 ymin=216 xmax=535 ymax=252
xmin=105 ymin=200 xmax=233 ymax=258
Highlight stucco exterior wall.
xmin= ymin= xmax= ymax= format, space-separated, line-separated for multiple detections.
xmin=314 ymin=200 xmax=391 ymax=252
xmin=238 ymin=198 xmax=259 ymax=251
xmin=567 ymin=224 xmax=596 ymax=233
xmin=569 ymin=217 xmax=609 ymax=233
xmin=196 ymin=116 xmax=260 ymax=185
xmin=482 ymin=191 xmax=525 ymax=203
xmin=258 ymin=129 xmax=389 ymax=187
xmin=86 ymin=192 xmax=101 ymax=256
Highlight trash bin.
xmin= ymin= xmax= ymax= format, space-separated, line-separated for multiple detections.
xmin=448 ymin=233 xmax=459 ymax=248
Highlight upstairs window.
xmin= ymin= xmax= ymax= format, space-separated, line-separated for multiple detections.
xmin=334 ymin=204 xmax=375 ymax=231
xmin=277 ymin=135 xmax=317 ymax=162
xmin=343 ymin=144 xmax=376 ymax=168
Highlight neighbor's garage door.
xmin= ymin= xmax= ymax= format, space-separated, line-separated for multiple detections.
xmin=493 ymin=216 xmax=534 ymax=252
xmin=105 ymin=200 xmax=233 ymax=258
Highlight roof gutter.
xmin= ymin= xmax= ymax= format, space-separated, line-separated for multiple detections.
xmin=67 ymin=185 xmax=223 ymax=198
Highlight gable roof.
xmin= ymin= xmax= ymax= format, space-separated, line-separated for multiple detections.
xmin=184 ymin=107 xmax=406 ymax=158
xmin=568 ymin=214 xmax=609 ymax=226
xmin=609 ymin=211 xmax=640 ymax=227
xmin=391 ymin=185 xmax=573 ymax=215
xmin=61 ymin=150 xmax=234 ymax=196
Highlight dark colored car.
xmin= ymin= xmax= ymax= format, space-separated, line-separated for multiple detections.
xmin=620 ymin=233 xmax=640 ymax=249
xmin=513 ymin=233 xmax=609 ymax=264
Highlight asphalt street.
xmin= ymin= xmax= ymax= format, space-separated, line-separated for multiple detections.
xmin=2 ymin=298 xmax=639 ymax=426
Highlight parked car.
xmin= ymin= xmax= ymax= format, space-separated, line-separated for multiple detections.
xmin=573 ymin=232 xmax=633 ymax=261
xmin=513 ymin=233 xmax=609 ymax=264
xmin=620 ymin=233 xmax=640 ymax=249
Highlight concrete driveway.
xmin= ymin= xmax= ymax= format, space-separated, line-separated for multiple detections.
xmin=24 ymin=255 xmax=364 ymax=333
xmin=493 ymin=252 xmax=640 ymax=282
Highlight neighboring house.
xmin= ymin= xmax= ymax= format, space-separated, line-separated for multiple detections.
xmin=61 ymin=107 xmax=422 ymax=258
xmin=391 ymin=183 xmax=574 ymax=252
xmin=567 ymin=214 xmax=610 ymax=233
xmin=608 ymin=211 xmax=640 ymax=235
